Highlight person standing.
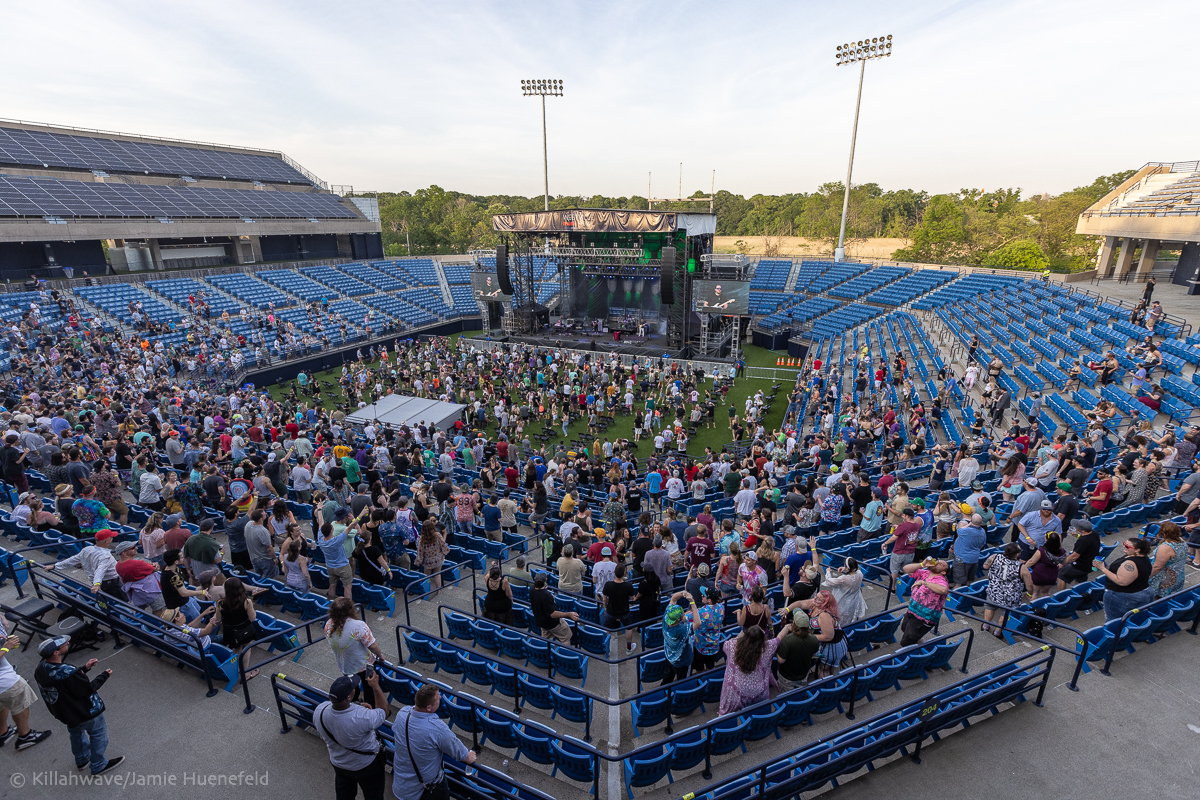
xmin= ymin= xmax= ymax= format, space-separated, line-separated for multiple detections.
xmin=898 ymin=559 xmax=950 ymax=646
xmin=325 ymin=599 xmax=385 ymax=708
xmin=1095 ymin=538 xmax=1154 ymax=621
xmin=1142 ymin=275 xmax=1155 ymax=305
xmin=48 ymin=529 xmax=122 ymax=598
xmin=0 ymin=620 xmax=52 ymax=750
xmin=392 ymin=685 xmax=476 ymax=800
xmin=313 ymin=674 xmax=389 ymax=800
xmin=33 ymin=636 xmax=123 ymax=775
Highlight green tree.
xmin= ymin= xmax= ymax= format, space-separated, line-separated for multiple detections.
xmin=981 ymin=239 xmax=1049 ymax=272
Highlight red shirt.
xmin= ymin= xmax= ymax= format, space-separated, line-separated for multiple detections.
xmin=505 ymin=466 xmax=519 ymax=488
xmin=878 ymin=474 xmax=895 ymax=496
xmin=285 ymin=422 xmax=300 ymax=438
xmin=890 ymin=521 xmax=921 ymax=555
xmin=247 ymin=426 xmax=264 ymax=443
xmin=1090 ymin=479 xmax=1113 ymax=511
xmin=497 ymin=441 xmax=509 ymax=460
xmin=813 ymin=359 xmax=822 ymax=371
xmin=686 ymin=536 xmax=715 ymax=567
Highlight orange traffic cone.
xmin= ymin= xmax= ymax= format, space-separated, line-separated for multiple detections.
xmin=776 ymin=357 xmax=782 ymax=366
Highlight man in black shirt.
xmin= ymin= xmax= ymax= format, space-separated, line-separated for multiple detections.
xmin=601 ymin=564 xmax=640 ymax=653
xmin=1056 ymin=518 xmax=1100 ymax=588
xmin=530 ymin=574 xmax=578 ymax=646
xmin=630 ymin=528 xmax=654 ymax=574
xmin=1053 ymin=481 xmax=1080 ymax=532
xmin=1064 ymin=457 xmax=1090 ymax=497
xmin=626 ymin=484 xmax=643 ymax=514
xmin=431 ymin=476 xmax=453 ymax=506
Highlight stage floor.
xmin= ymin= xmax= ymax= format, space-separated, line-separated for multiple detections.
xmin=507 ymin=329 xmax=680 ymax=358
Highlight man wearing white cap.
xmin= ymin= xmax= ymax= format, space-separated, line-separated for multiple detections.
xmin=33 ymin=636 xmax=122 ymax=775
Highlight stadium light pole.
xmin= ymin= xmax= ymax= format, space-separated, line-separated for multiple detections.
xmin=833 ymin=35 xmax=893 ymax=263
xmin=521 ymin=79 xmax=563 ymax=211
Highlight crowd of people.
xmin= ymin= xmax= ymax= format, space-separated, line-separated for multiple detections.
xmin=0 ymin=282 xmax=1195 ymax=798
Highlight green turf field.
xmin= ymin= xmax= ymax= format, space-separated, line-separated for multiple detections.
xmin=263 ymin=336 xmax=796 ymax=456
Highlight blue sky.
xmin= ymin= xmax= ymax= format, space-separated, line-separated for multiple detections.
xmin=2 ymin=0 xmax=1197 ymax=198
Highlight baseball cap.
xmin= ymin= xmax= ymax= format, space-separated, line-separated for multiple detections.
xmin=697 ymin=563 xmax=710 ymax=576
xmin=95 ymin=530 xmax=118 ymax=541
xmin=600 ymin=544 xmax=614 ymax=557
xmin=665 ymin=605 xmax=685 ymax=625
xmin=792 ymin=610 xmax=811 ymax=628
xmin=744 ymin=551 xmax=758 ymax=561
xmin=1039 ymin=499 xmax=1054 ymax=510
xmin=328 ymin=676 xmax=358 ymax=702
xmin=1023 ymin=476 xmax=1038 ymax=486
xmin=971 ymin=481 xmax=983 ymax=489
xmin=1069 ymin=518 xmax=1094 ymax=532
xmin=1057 ymin=481 xmax=1073 ymax=492
xmin=113 ymin=541 xmax=137 ymax=555
xmin=38 ymin=635 xmax=71 ymax=657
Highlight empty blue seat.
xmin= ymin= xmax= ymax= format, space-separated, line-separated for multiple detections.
xmin=550 ymin=686 xmax=591 ymax=724
xmin=549 ymin=738 xmax=597 ymax=790
xmin=631 ymin=691 xmax=670 ymax=737
xmin=551 ymin=646 xmax=588 ymax=687
xmin=709 ymin=716 xmax=751 ymax=755
xmin=668 ymin=728 xmax=708 ymax=773
xmin=497 ymin=629 xmax=526 ymax=661
xmin=518 ymin=673 xmax=554 ymax=710
xmin=514 ymin=722 xmax=555 ymax=767
xmin=624 ymin=745 xmax=674 ymax=798
xmin=430 ymin=643 xmax=464 ymax=676
xmin=445 ymin=612 xmax=474 ymax=641
xmin=743 ymin=703 xmax=784 ymax=741
xmin=668 ymin=680 xmax=706 ymax=717
xmin=525 ymin=638 xmax=552 ymax=671
xmin=477 ymin=709 xmax=518 ymax=750
xmin=403 ymin=631 xmax=436 ymax=665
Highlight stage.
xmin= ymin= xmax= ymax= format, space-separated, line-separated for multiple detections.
xmin=500 ymin=326 xmax=681 ymax=359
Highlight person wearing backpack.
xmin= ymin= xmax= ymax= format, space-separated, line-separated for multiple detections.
xmin=312 ymin=674 xmax=389 ymax=800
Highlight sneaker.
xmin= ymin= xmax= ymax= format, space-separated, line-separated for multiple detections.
xmin=626 ymin=643 xmax=637 ymax=653
xmin=14 ymin=730 xmax=51 ymax=751
xmin=0 ymin=725 xmax=16 ymax=748
xmin=93 ymin=756 xmax=124 ymax=776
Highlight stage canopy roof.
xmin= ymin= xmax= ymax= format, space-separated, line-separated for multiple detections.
xmin=345 ymin=394 xmax=467 ymax=432
xmin=493 ymin=208 xmax=715 ymax=235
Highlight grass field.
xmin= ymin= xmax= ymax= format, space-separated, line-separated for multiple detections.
xmin=263 ymin=335 xmax=797 ymax=456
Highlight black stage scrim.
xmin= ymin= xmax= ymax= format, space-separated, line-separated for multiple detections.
xmin=493 ymin=209 xmax=677 ymax=233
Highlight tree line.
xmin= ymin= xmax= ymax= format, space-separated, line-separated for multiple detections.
xmin=366 ymin=170 xmax=1132 ymax=272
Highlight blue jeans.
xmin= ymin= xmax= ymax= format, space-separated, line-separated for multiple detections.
xmin=69 ymin=714 xmax=108 ymax=773
xmin=1103 ymin=588 xmax=1154 ymax=622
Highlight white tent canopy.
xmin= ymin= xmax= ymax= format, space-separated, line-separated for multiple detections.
xmin=345 ymin=394 xmax=467 ymax=433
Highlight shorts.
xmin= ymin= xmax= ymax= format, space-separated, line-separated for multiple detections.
xmin=602 ymin=612 xmax=633 ymax=631
xmin=541 ymin=620 xmax=574 ymax=645
xmin=327 ymin=563 xmax=355 ymax=588
xmin=1057 ymin=565 xmax=1092 ymax=585
xmin=0 ymin=676 xmax=37 ymax=715
xmin=890 ymin=553 xmax=914 ymax=575
xmin=106 ymin=497 xmax=129 ymax=517
xmin=951 ymin=560 xmax=978 ymax=586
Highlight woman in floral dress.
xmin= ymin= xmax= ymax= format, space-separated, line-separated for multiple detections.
xmin=1148 ymin=522 xmax=1187 ymax=598
xmin=718 ymin=625 xmax=778 ymax=716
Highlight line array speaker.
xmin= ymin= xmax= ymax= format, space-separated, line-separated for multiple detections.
xmin=660 ymin=246 xmax=675 ymax=305
xmin=496 ymin=245 xmax=513 ymax=295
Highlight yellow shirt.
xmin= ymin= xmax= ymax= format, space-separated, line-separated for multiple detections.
xmin=560 ymin=494 xmax=576 ymax=515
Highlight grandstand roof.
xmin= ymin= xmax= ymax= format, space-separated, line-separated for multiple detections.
xmin=1077 ymin=161 xmax=1200 ymax=241
xmin=346 ymin=394 xmax=467 ymax=431
xmin=0 ymin=119 xmax=323 ymax=187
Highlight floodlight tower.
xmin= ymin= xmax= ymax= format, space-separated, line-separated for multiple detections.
xmin=833 ymin=36 xmax=893 ymax=262
xmin=521 ymin=79 xmax=564 ymax=211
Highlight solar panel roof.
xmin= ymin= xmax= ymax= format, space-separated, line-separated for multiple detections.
xmin=0 ymin=125 xmax=314 ymax=185
xmin=0 ymin=174 xmax=356 ymax=219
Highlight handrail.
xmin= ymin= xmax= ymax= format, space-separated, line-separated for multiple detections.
xmin=1098 ymin=581 xmax=1200 ymax=675
xmin=395 ymin=618 xmax=975 ymax=774
xmin=687 ymin=647 xmax=1057 ymax=800
xmin=22 ymin=563 xmax=217 ymax=697
xmin=401 ymin=562 xmax=476 ymax=626
xmin=236 ymin=611 xmax=349 ymax=714
xmin=940 ymin=587 xmax=1090 ymax=691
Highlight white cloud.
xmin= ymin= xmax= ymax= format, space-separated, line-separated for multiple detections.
xmin=1 ymin=0 xmax=1196 ymax=198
